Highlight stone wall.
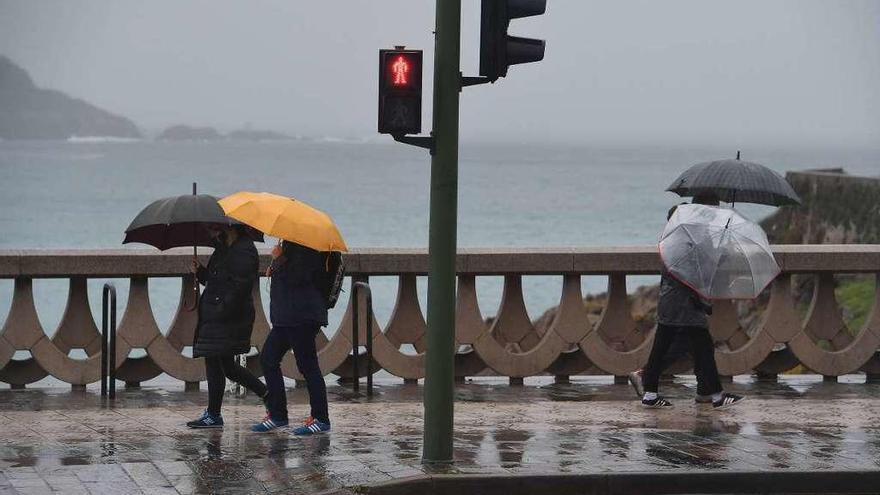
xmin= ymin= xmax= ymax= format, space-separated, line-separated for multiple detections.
xmin=762 ymin=169 xmax=880 ymax=244
xmin=0 ymin=246 xmax=878 ymax=387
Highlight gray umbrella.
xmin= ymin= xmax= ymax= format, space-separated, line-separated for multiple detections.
xmin=666 ymin=152 xmax=801 ymax=206
xmin=124 ymin=189 xmax=262 ymax=249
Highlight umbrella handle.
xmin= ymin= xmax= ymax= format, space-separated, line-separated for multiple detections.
xmin=185 ymin=253 xmax=200 ymax=312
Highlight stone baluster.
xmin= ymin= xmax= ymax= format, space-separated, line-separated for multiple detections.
xmin=453 ymin=275 xmax=488 ymax=380
xmin=579 ymin=274 xmax=653 ymax=375
xmin=30 ymin=277 xmax=102 ymax=386
xmin=472 ymin=275 xmax=567 ymax=381
xmin=788 ymin=273 xmax=880 ymax=377
xmin=0 ymin=278 xmax=48 ymax=387
xmin=113 ymin=277 xmax=156 ymax=386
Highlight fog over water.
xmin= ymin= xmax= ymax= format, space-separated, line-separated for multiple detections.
xmin=0 ymin=0 xmax=877 ymax=147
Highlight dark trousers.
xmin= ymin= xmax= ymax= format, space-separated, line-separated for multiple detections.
xmin=206 ymin=355 xmax=267 ymax=416
xmin=656 ymin=328 xmax=692 ymax=372
xmin=642 ymin=324 xmax=722 ymax=397
xmin=261 ymin=324 xmax=329 ymax=424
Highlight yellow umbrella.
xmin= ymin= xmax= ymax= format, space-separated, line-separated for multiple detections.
xmin=218 ymin=191 xmax=347 ymax=252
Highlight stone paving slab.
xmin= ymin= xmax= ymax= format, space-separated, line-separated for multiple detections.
xmin=0 ymin=377 xmax=878 ymax=494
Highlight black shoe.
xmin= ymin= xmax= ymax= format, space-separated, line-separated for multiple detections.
xmin=641 ymin=397 xmax=673 ymax=408
xmin=712 ymin=393 xmax=744 ymax=410
xmin=186 ymin=410 xmax=224 ymax=428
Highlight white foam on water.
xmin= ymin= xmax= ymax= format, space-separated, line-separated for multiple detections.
xmin=67 ymin=135 xmax=141 ymax=143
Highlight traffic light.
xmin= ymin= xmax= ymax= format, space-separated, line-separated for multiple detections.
xmin=378 ymin=49 xmax=423 ymax=135
xmin=479 ymin=0 xmax=546 ymax=82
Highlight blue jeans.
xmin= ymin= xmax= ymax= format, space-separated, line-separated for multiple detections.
xmin=260 ymin=324 xmax=329 ymax=424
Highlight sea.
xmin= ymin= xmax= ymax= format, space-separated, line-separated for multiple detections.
xmin=1 ymin=139 xmax=877 ymax=387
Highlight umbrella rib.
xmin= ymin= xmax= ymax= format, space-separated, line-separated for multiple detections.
xmin=672 ymin=224 xmax=709 ymax=291
xmin=730 ymin=234 xmax=757 ymax=295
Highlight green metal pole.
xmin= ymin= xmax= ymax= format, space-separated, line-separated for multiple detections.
xmin=422 ymin=0 xmax=461 ymax=465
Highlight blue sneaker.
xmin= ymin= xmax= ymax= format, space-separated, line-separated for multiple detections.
xmin=251 ymin=414 xmax=288 ymax=432
xmin=292 ymin=416 xmax=331 ymax=436
xmin=186 ymin=410 xmax=223 ymax=429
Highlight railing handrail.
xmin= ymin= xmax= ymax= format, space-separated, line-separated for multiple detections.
xmin=0 ymin=245 xmax=878 ymax=278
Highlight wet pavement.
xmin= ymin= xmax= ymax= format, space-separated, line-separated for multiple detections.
xmin=0 ymin=376 xmax=879 ymax=494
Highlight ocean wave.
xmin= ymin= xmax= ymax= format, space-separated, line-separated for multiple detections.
xmin=67 ymin=136 xmax=142 ymax=143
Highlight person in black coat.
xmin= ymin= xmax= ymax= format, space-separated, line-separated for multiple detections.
xmin=186 ymin=224 xmax=268 ymax=428
xmin=637 ymin=193 xmax=744 ymax=410
xmin=252 ymin=240 xmax=331 ymax=435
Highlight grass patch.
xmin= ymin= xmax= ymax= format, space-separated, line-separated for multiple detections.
xmin=836 ymin=277 xmax=875 ymax=333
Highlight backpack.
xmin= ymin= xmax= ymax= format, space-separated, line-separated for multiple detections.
xmin=323 ymin=251 xmax=345 ymax=309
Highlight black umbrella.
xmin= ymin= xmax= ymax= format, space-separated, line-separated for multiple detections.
xmin=123 ymin=183 xmax=263 ymax=310
xmin=124 ymin=185 xmax=263 ymax=249
xmin=666 ymin=151 xmax=801 ymax=206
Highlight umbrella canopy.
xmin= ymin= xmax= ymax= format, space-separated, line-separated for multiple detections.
xmin=123 ymin=194 xmax=262 ymax=250
xmin=659 ymin=204 xmax=780 ymax=300
xmin=666 ymin=155 xmax=801 ymax=206
xmin=218 ymin=191 xmax=347 ymax=252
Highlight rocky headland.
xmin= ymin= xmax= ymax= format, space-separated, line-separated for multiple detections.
xmin=0 ymin=56 xmax=141 ymax=140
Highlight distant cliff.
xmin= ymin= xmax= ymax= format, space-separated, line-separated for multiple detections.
xmin=761 ymin=169 xmax=880 ymax=244
xmin=0 ymin=56 xmax=141 ymax=140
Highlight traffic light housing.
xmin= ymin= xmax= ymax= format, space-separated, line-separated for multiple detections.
xmin=479 ymin=0 xmax=546 ymax=82
xmin=378 ymin=49 xmax=423 ymax=135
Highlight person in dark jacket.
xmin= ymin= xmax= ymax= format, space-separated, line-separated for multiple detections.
xmin=186 ymin=224 xmax=268 ymax=428
xmin=639 ymin=193 xmax=744 ymax=410
xmin=252 ymin=240 xmax=331 ymax=435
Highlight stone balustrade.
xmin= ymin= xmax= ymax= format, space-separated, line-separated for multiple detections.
xmin=0 ymin=245 xmax=878 ymax=388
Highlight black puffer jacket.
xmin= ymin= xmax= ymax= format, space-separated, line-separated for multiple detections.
xmin=193 ymin=236 xmax=259 ymax=357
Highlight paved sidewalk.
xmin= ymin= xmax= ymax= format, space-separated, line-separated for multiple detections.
xmin=0 ymin=376 xmax=879 ymax=494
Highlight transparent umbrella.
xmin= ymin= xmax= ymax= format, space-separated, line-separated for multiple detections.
xmin=659 ymin=204 xmax=780 ymax=300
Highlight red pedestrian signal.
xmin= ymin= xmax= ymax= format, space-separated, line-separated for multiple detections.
xmin=378 ymin=49 xmax=423 ymax=135
xmin=390 ymin=55 xmax=410 ymax=87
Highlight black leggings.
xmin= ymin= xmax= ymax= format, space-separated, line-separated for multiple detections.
xmin=206 ymin=355 xmax=268 ymax=416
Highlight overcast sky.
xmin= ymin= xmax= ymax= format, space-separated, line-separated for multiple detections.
xmin=1 ymin=0 xmax=878 ymax=146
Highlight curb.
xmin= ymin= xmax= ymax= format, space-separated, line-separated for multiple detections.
xmin=351 ymin=469 xmax=880 ymax=495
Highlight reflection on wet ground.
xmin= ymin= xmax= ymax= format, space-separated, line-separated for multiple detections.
xmin=0 ymin=376 xmax=878 ymax=494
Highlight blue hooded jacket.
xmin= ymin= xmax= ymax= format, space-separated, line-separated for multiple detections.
xmin=269 ymin=242 xmax=329 ymax=327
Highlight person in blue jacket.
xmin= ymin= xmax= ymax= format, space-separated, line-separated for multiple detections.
xmin=253 ymin=240 xmax=331 ymax=435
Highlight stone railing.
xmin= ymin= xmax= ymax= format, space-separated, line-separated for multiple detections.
xmin=0 ymin=246 xmax=878 ymax=388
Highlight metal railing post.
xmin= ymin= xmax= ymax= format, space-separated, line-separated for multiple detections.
xmin=352 ymin=281 xmax=360 ymax=393
xmin=101 ymin=283 xmax=117 ymax=400
xmin=352 ymin=281 xmax=374 ymax=397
